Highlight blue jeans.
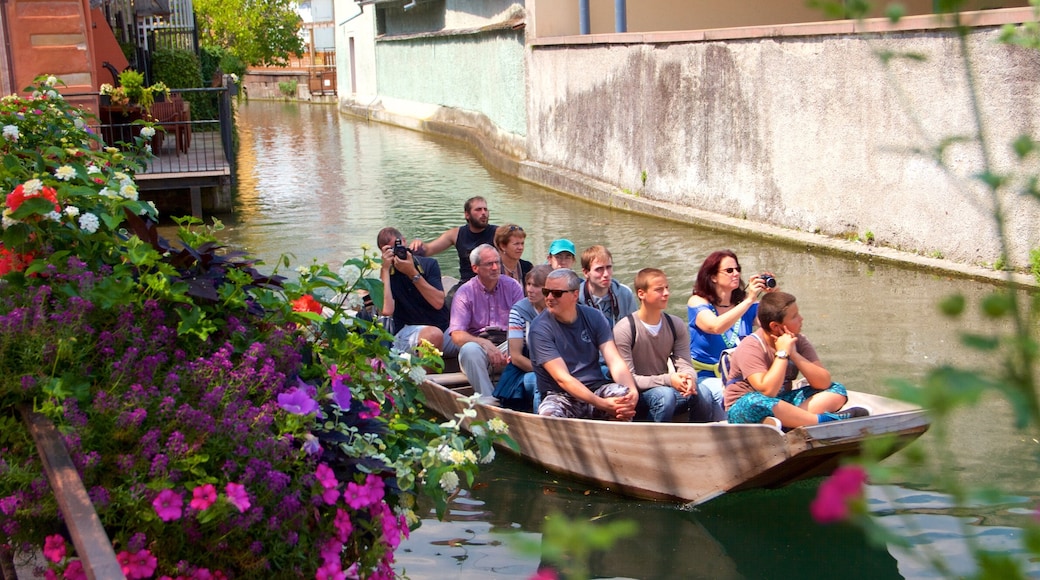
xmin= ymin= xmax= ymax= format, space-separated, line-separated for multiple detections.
xmin=637 ymin=383 xmax=725 ymax=423
xmin=697 ymin=374 xmax=725 ymax=409
xmin=523 ymin=371 xmax=541 ymax=412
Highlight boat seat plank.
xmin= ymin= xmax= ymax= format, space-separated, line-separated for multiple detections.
xmin=428 ymin=372 xmax=469 ymax=386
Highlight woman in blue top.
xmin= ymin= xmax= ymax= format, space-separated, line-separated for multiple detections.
xmin=687 ymin=250 xmax=772 ymax=409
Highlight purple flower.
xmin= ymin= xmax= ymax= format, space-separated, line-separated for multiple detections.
xmin=328 ymin=365 xmax=352 ymax=409
xmin=0 ymin=495 xmax=18 ymax=515
xmin=225 ymin=482 xmax=250 ymax=513
xmin=277 ymin=386 xmax=318 ymax=416
xmin=152 ymin=489 xmax=183 ymax=522
xmin=302 ymin=434 xmax=322 ymax=456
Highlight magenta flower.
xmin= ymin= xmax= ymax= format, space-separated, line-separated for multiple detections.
xmin=319 ymin=538 xmax=343 ymax=565
xmin=116 ymin=549 xmax=157 ymax=579
xmin=277 ymin=385 xmax=319 ymax=415
xmin=225 ymin=482 xmax=251 ymax=513
xmin=190 ymin=484 xmax=217 ymax=511
xmin=62 ymin=559 xmax=86 ymax=580
xmin=343 ymin=474 xmax=385 ymax=510
xmin=368 ymin=357 xmax=385 ymax=372
xmin=810 ymin=465 xmax=868 ymax=523
xmin=152 ymin=489 xmax=184 ymax=522
xmin=333 ymin=508 xmax=353 ymax=542
xmin=358 ymin=399 xmax=381 ymax=420
xmin=316 ymin=463 xmax=338 ymax=489
xmin=43 ymin=534 xmax=66 ymax=563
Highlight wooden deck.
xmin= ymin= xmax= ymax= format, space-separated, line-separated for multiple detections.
xmin=136 ymin=130 xmax=233 ymax=218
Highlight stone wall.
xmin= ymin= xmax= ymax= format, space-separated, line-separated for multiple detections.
xmin=525 ymin=25 xmax=1040 ymax=267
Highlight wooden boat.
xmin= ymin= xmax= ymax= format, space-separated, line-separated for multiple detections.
xmin=420 ymin=373 xmax=930 ymax=505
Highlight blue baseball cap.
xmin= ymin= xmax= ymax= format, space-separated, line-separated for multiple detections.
xmin=548 ymin=239 xmax=576 ymax=256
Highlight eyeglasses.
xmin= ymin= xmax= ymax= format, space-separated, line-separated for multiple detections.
xmin=507 ymin=225 xmax=524 ymax=232
xmin=720 ymin=266 xmax=742 ymax=274
xmin=541 ymin=288 xmax=574 ymax=298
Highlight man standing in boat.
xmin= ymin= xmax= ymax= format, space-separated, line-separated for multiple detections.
xmin=613 ymin=268 xmax=723 ymax=423
xmin=530 ymin=269 xmax=638 ymax=420
xmin=376 ymin=227 xmax=458 ymax=357
xmin=448 ymin=244 xmax=524 ymax=398
xmin=577 ymin=245 xmax=638 ymax=326
xmin=408 ymin=196 xmax=498 ymax=282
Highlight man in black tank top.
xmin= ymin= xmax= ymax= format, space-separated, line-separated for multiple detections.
xmin=409 ymin=196 xmax=498 ymax=282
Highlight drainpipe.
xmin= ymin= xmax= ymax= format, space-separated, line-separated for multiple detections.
xmin=579 ymin=0 xmax=590 ymax=35
xmin=615 ymin=0 xmax=627 ymax=33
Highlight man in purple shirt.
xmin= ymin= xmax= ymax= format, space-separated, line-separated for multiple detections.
xmin=448 ymin=244 xmax=524 ymax=397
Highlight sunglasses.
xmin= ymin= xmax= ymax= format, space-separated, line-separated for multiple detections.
xmin=541 ymin=288 xmax=574 ymax=298
xmin=507 ymin=225 xmax=524 ymax=232
xmin=720 ymin=266 xmax=742 ymax=274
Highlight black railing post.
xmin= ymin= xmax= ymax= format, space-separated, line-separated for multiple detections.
xmin=219 ymin=83 xmax=236 ymax=186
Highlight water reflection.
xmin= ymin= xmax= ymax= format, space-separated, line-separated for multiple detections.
xmin=224 ymin=101 xmax=1039 ymax=578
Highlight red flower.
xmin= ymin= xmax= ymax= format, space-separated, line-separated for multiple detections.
xmin=5 ymin=182 xmax=60 ymax=214
xmin=810 ymin=464 xmax=868 ymax=523
xmin=0 ymin=245 xmax=34 ymax=276
xmin=291 ymin=294 xmax=323 ymax=314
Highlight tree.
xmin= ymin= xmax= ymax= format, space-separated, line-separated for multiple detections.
xmin=193 ymin=0 xmax=305 ymax=67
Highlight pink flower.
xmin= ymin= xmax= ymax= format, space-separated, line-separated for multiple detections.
xmin=63 ymin=561 xmax=86 ymax=580
xmin=333 ymin=508 xmax=353 ymax=542
xmin=225 ymin=482 xmax=250 ymax=513
xmin=358 ymin=399 xmax=381 ymax=420
xmin=810 ymin=465 xmax=868 ymax=523
xmin=116 ymin=549 xmax=157 ymax=579
xmin=152 ymin=489 xmax=184 ymax=521
xmin=316 ymin=561 xmax=346 ymax=580
xmin=316 ymin=463 xmax=338 ymax=489
xmin=529 ymin=569 xmax=559 ymax=580
xmin=190 ymin=484 xmax=217 ymax=511
xmin=43 ymin=534 xmax=66 ymax=563
xmin=343 ymin=474 xmax=384 ymax=510
xmin=319 ymin=538 xmax=342 ymax=565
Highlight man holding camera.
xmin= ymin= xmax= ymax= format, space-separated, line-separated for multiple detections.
xmin=448 ymin=244 xmax=524 ymax=398
xmin=408 ymin=196 xmax=498 ymax=282
xmin=377 ymin=227 xmax=457 ymax=356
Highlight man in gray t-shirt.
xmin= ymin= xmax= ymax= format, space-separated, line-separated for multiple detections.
xmin=529 ymin=269 xmax=637 ymax=420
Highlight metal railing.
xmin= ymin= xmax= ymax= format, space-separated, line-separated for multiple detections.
xmin=87 ymin=86 xmax=236 ymax=182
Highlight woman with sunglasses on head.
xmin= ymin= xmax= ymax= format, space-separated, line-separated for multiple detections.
xmin=687 ymin=250 xmax=773 ymax=410
xmin=495 ymin=223 xmax=532 ymax=286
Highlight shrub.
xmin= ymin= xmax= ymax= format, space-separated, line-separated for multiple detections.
xmin=0 ymin=76 xmax=504 ymax=579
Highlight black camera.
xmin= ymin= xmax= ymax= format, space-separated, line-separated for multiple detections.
xmin=760 ymin=274 xmax=777 ymax=288
xmin=393 ymin=239 xmax=409 ymax=260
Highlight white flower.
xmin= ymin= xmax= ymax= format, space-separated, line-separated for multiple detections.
xmin=99 ymin=83 xmax=113 ymax=95
xmin=78 ymin=212 xmax=99 ymax=234
xmin=2 ymin=209 xmax=18 ymax=229
xmin=2 ymin=125 xmax=19 ymax=142
xmin=470 ymin=425 xmax=485 ymax=437
xmin=99 ymin=187 xmax=117 ymax=198
xmin=74 ymin=118 xmax=85 ymax=129
xmin=140 ymin=126 xmax=155 ymax=139
xmin=119 ymin=184 xmax=138 ymax=200
xmin=54 ymin=165 xmax=76 ymax=181
xmin=480 ymin=448 xmax=495 ymax=464
xmin=45 ymin=76 xmax=57 ymax=87
xmin=22 ymin=179 xmax=42 ymax=195
xmin=46 ymin=90 xmax=60 ymax=99
xmin=488 ymin=418 xmax=508 ymax=434
xmin=146 ymin=201 xmax=157 ymax=214
xmin=44 ymin=211 xmax=61 ymax=222
xmin=144 ymin=144 xmax=152 ymax=154
xmin=438 ymin=471 xmax=459 ymax=494
xmin=448 ymin=449 xmax=468 ymax=465
xmin=436 ymin=444 xmax=454 ymax=463
xmin=86 ymin=165 xmax=100 ymax=175
xmin=64 ymin=206 xmax=79 ymax=218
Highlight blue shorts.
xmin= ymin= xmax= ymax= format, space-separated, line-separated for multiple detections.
xmin=727 ymin=382 xmax=848 ymax=424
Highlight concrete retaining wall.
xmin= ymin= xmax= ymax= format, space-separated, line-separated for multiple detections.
xmin=525 ymin=25 xmax=1040 ymax=267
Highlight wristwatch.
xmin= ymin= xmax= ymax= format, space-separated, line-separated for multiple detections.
xmin=775 ymin=350 xmax=789 ymax=360
xmin=411 ymin=274 xmax=422 ymax=282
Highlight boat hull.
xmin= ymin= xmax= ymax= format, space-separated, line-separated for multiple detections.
xmin=420 ymin=377 xmax=930 ymax=505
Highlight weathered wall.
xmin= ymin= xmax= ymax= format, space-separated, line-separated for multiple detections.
xmin=334 ymin=0 xmax=378 ymax=100
xmin=525 ymin=26 xmax=1040 ymax=266
xmin=375 ymin=28 xmax=527 ymax=137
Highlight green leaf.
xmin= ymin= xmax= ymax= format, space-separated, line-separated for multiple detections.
xmin=980 ymin=292 xmax=1013 ymax=318
xmin=885 ymin=3 xmax=906 ymax=23
xmin=1013 ymin=134 xmax=1037 ymax=159
xmin=939 ymin=293 xmax=965 ymax=317
xmin=959 ymin=333 xmax=1000 ymax=351
xmin=9 ymin=196 xmax=57 ymax=220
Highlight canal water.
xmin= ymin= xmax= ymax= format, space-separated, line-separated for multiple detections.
xmin=219 ymin=101 xmax=1039 ymax=579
